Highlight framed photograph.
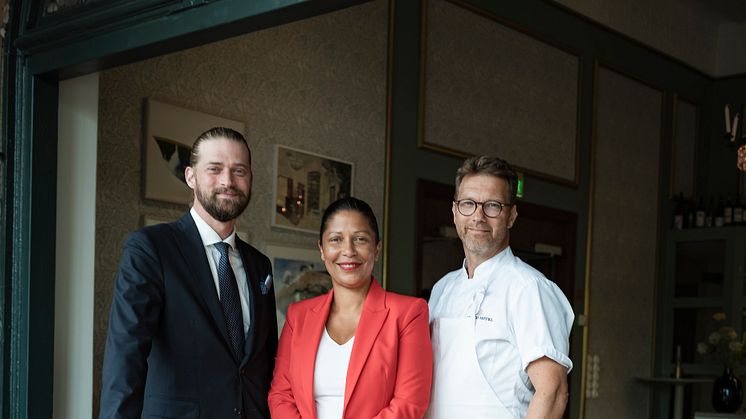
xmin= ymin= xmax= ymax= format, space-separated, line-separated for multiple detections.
xmin=272 ymin=145 xmax=354 ymax=233
xmin=143 ymin=98 xmax=244 ymax=205
xmin=264 ymin=243 xmax=331 ymax=332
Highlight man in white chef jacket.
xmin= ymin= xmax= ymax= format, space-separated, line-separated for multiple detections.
xmin=426 ymin=156 xmax=574 ymax=419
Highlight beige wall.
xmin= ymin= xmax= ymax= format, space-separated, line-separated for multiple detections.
xmin=585 ymin=66 xmax=662 ymax=418
xmin=93 ymin=0 xmax=388 ymax=412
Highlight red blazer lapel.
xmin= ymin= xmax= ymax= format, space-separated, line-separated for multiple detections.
xmin=343 ymin=279 xmax=389 ymax=414
xmin=298 ymin=290 xmax=334 ymax=413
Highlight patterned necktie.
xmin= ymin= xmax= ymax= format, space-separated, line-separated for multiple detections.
xmin=214 ymin=242 xmax=244 ymax=359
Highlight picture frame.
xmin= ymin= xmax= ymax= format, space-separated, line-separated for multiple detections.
xmin=418 ymin=0 xmax=581 ymax=186
xmin=264 ymin=243 xmax=331 ymax=332
xmin=272 ymin=145 xmax=354 ymax=234
xmin=143 ymin=98 xmax=245 ymax=205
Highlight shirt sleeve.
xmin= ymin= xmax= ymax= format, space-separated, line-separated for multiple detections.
xmin=510 ymin=276 xmax=574 ymax=373
xmin=99 ymin=231 xmax=165 ymax=418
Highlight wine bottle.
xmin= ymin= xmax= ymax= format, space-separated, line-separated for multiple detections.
xmin=724 ymin=196 xmax=733 ymax=225
xmin=695 ymin=197 xmax=706 ymax=228
xmin=673 ymin=195 xmax=684 ymax=230
xmin=735 ymin=199 xmax=744 ymax=225
xmin=705 ymin=197 xmax=714 ymax=227
xmin=714 ymin=196 xmax=724 ymax=227
xmin=685 ymin=198 xmax=695 ymax=228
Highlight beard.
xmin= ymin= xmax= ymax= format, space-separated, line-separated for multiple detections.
xmin=458 ymin=224 xmax=507 ymax=258
xmin=195 ymin=185 xmax=250 ymax=222
xmin=461 ymin=235 xmax=497 ymax=257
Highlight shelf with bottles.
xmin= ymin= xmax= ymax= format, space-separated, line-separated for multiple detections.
xmin=672 ymin=194 xmax=746 ymax=230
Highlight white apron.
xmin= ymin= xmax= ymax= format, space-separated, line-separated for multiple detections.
xmin=426 ymin=314 xmax=514 ymax=418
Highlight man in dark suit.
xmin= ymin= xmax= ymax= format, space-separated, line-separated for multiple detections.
xmin=100 ymin=127 xmax=277 ymax=419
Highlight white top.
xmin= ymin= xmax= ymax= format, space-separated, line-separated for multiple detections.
xmin=314 ymin=328 xmax=355 ymax=419
xmin=190 ymin=208 xmax=251 ymax=334
xmin=428 ymin=247 xmax=574 ymax=419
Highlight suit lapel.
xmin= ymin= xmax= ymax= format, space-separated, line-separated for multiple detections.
xmin=300 ymin=291 xmax=333 ymax=409
xmin=238 ymin=240 xmax=259 ymax=365
xmin=344 ymin=279 xmax=389 ymax=412
xmin=172 ymin=214 xmax=235 ymax=359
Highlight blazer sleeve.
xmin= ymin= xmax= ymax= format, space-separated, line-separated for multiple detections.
xmin=373 ymin=298 xmax=433 ymax=419
xmin=268 ymin=305 xmax=304 ymax=419
xmin=99 ymin=231 xmax=165 ymax=419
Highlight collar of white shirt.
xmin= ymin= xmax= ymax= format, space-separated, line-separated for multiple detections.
xmin=189 ymin=207 xmax=237 ymax=249
xmin=460 ymin=246 xmax=513 ymax=284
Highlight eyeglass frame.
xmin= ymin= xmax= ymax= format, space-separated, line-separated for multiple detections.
xmin=453 ymin=199 xmax=513 ymax=218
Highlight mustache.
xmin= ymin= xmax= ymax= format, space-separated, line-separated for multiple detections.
xmin=213 ymin=187 xmax=245 ymax=197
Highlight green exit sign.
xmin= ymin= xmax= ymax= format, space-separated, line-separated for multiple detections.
xmin=517 ymin=172 xmax=524 ymax=199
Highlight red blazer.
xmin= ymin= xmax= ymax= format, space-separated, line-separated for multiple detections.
xmin=268 ymin=279 xmax=432 ymax=419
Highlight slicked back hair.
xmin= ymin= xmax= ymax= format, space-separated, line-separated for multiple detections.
xmin=189 ymin=127 xmax=251 ymax=167
xmin=320 ymin=197 xmax=380 ymax=243
xmin=454 ymin=156 xmax=518 ymax=204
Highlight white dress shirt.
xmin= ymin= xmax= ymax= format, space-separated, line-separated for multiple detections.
xmin=190 ymin=207 xmax=251 ymax=334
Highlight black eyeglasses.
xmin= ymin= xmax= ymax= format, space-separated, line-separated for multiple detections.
xmin=453 ymin=199 xmax=512 ymax=218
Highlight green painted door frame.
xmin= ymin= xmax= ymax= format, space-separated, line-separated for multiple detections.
xmin=0 ymin=1 xmax=367 ymax=417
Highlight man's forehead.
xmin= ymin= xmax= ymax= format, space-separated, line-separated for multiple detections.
xmin=196 ymin=138 xmax=250 ymax=163
xmin=459 ymin=174 xmax=508 ymax=193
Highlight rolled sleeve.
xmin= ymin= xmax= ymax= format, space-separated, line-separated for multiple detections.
xmin=511 ymin=278 xmax=574 ymax=374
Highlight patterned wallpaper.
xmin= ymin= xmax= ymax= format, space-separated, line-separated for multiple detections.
xmin=93 ymin=0 xmax=387 ymax=412
xmin=586 ymin=66 xmax=662 ymax=418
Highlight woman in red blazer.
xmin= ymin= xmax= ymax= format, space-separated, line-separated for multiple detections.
xmin=269 ymin=197 xmax=432 ymax=419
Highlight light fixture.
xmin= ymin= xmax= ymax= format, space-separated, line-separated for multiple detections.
xmin=724 ymin=104 xmax=746 ymax=172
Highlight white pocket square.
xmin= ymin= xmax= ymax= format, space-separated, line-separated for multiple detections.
xmin=260 ymin=274 xmax=273 ymax=295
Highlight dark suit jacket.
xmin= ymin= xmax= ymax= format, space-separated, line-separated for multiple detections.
xmin=99 ymin=213 xmax=277 ymax=419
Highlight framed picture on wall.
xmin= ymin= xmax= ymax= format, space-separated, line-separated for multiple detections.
xmin=272 ymin=145 xmax=354 ymax=234
xmin=264 ymin=243 xmax=331 ymax=332
xmin=143 ymin=98 xmax=245 ymax=205
xmin=418 ymin=0 xmax=581 ymax=186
